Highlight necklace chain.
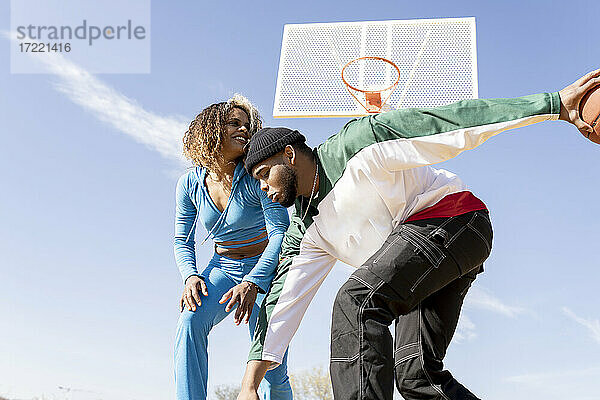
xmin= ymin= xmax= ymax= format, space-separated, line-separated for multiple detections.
xmin=300 ymin=163 xmax=319 ymax=221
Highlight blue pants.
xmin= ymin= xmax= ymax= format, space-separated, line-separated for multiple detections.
xmin=175 ymin=253 xmax=293 ymax=400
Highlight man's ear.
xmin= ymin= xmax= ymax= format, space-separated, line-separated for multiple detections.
xmin=283 ymin=145 xmax=296 ymax=166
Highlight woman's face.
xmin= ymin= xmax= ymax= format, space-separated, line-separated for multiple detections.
xmin=220 ymin=107 xmax=250 ymax=161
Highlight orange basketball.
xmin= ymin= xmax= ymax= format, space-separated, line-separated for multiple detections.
xmin=579 ymin=85 xmax=600 ymax=143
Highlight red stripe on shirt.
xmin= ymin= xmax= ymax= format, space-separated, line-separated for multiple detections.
xmin=405 ymin=191 xmax=487 ymax=222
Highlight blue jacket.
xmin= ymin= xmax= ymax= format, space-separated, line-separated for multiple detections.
xmin=174 ymin=162 xmax=290 ymax=292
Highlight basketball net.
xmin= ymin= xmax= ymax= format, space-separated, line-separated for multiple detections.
xmin=341 ymin=56 xmax=400 ymax=114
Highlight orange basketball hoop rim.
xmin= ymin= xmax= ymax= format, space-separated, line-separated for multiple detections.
xmin=341 ymin=56 xmax=401 ymax=114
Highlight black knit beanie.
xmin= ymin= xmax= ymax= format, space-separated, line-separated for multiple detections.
xmin=244 ymin=127 xmax=306 ymax=173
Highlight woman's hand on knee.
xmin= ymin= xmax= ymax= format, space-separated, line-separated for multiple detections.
xmin=219 ymin=281 xmax=258 ymax=325
xmin=180 ymin=275 xmax=208 ymax=312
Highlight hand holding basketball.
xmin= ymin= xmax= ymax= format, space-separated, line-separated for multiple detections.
xmin=559 ymin=69 xmax=600 ymax=143
xmin=579 ymin=85 xmax=600 ymax=144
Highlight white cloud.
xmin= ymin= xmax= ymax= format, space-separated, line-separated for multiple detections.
xmin=453 ymin=287 xmax=528 ymax=343
xmin=503 ymin=366 xmax=600 ymax=400
xmin=464 ymin=286 xmax=527 ymax=318
xmin=562 ymin=307 xmax=600 ymax=344
xmin=4 ymin=30 xmax=189 ymax=165
xmin=454 ymin=314 xmax=477 ymax=343
xmin=506 ymin=366 xmax=600 ymax=384
xmin=49 ymin=54 xmax=188 ymax=164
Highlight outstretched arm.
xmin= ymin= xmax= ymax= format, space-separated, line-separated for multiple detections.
xmin=318 ymin=69 xmax=599 ymax=177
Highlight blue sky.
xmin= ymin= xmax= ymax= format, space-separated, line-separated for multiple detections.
xmin=1 ymin=0 xmax=599 ymax=399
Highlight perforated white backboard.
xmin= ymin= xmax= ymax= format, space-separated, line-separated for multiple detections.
xmin=273 ymin=17 xmax=478 ymax=118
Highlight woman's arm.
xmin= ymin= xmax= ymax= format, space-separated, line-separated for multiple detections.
xmin=241 ymin=193 xmax=290 ymax=292
xmin=220 ymin=178 xmax=291 ymax=324
xmin=174 ymin=172 xmax=209 ymax=311
xmin=174 ymin=173 xmax=200 ymax=282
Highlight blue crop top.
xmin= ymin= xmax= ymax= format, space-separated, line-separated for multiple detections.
xmin=174 ymin=162 xmax=290 ymax=292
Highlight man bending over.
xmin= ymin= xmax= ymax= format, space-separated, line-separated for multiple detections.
xmin=238 ymin=70 xmax=599 ymax=400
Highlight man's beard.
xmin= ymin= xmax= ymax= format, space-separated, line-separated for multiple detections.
xmin=278 ymin=165 xmax=298 ymax=208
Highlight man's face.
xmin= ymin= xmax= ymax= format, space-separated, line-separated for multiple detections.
xmin=252 ymin=155 xmax=298 ymax=208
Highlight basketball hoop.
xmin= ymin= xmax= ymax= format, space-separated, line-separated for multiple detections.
xmin=341 ymin=56 xmax=400 ymax=114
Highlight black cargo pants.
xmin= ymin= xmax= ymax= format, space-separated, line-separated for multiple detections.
xmin=330 ymin=210 xmax=493 ymax=400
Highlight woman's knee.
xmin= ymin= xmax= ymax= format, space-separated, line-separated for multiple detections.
xmin=177 ymin=309 xmax=213 ymax=334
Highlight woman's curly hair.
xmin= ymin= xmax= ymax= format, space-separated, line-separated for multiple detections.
xmin=182 ymin=94 xmax=262 ymax=172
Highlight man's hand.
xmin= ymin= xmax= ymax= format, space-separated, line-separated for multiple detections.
xmin=219 ymin=281 xmax=258 ymax=325
xmin=180 ymin=275 xmax=208 ymax=312
xmin=559 ymin=69 xmax=600 ymax=142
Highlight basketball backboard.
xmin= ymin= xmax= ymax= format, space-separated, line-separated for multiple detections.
xmin=273 ymin=17 xmax=478 ymax=118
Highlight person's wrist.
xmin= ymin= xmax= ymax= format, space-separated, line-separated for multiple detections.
xmin=242 ymin=280 xmax=258 ymax=291
xmin=557 ymin=91 xmax=569 ymax=121
xmin=184 ymin=274 xmax=201 ymax=285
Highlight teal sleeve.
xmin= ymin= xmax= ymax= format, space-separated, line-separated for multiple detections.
xmin=368 ymin=92 xmax=561 ymax=140
xmin=317 ymin=93 xmax=560 ymax=185
xmin=173 ymin=173 xmax=201 ymax=283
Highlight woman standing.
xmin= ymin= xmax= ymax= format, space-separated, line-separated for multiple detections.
xmin=174 ymin=95 xmax=292 ymax=400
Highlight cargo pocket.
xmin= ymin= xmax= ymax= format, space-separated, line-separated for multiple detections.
xmin=400 ymin=226 xmax=447 ymax=293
